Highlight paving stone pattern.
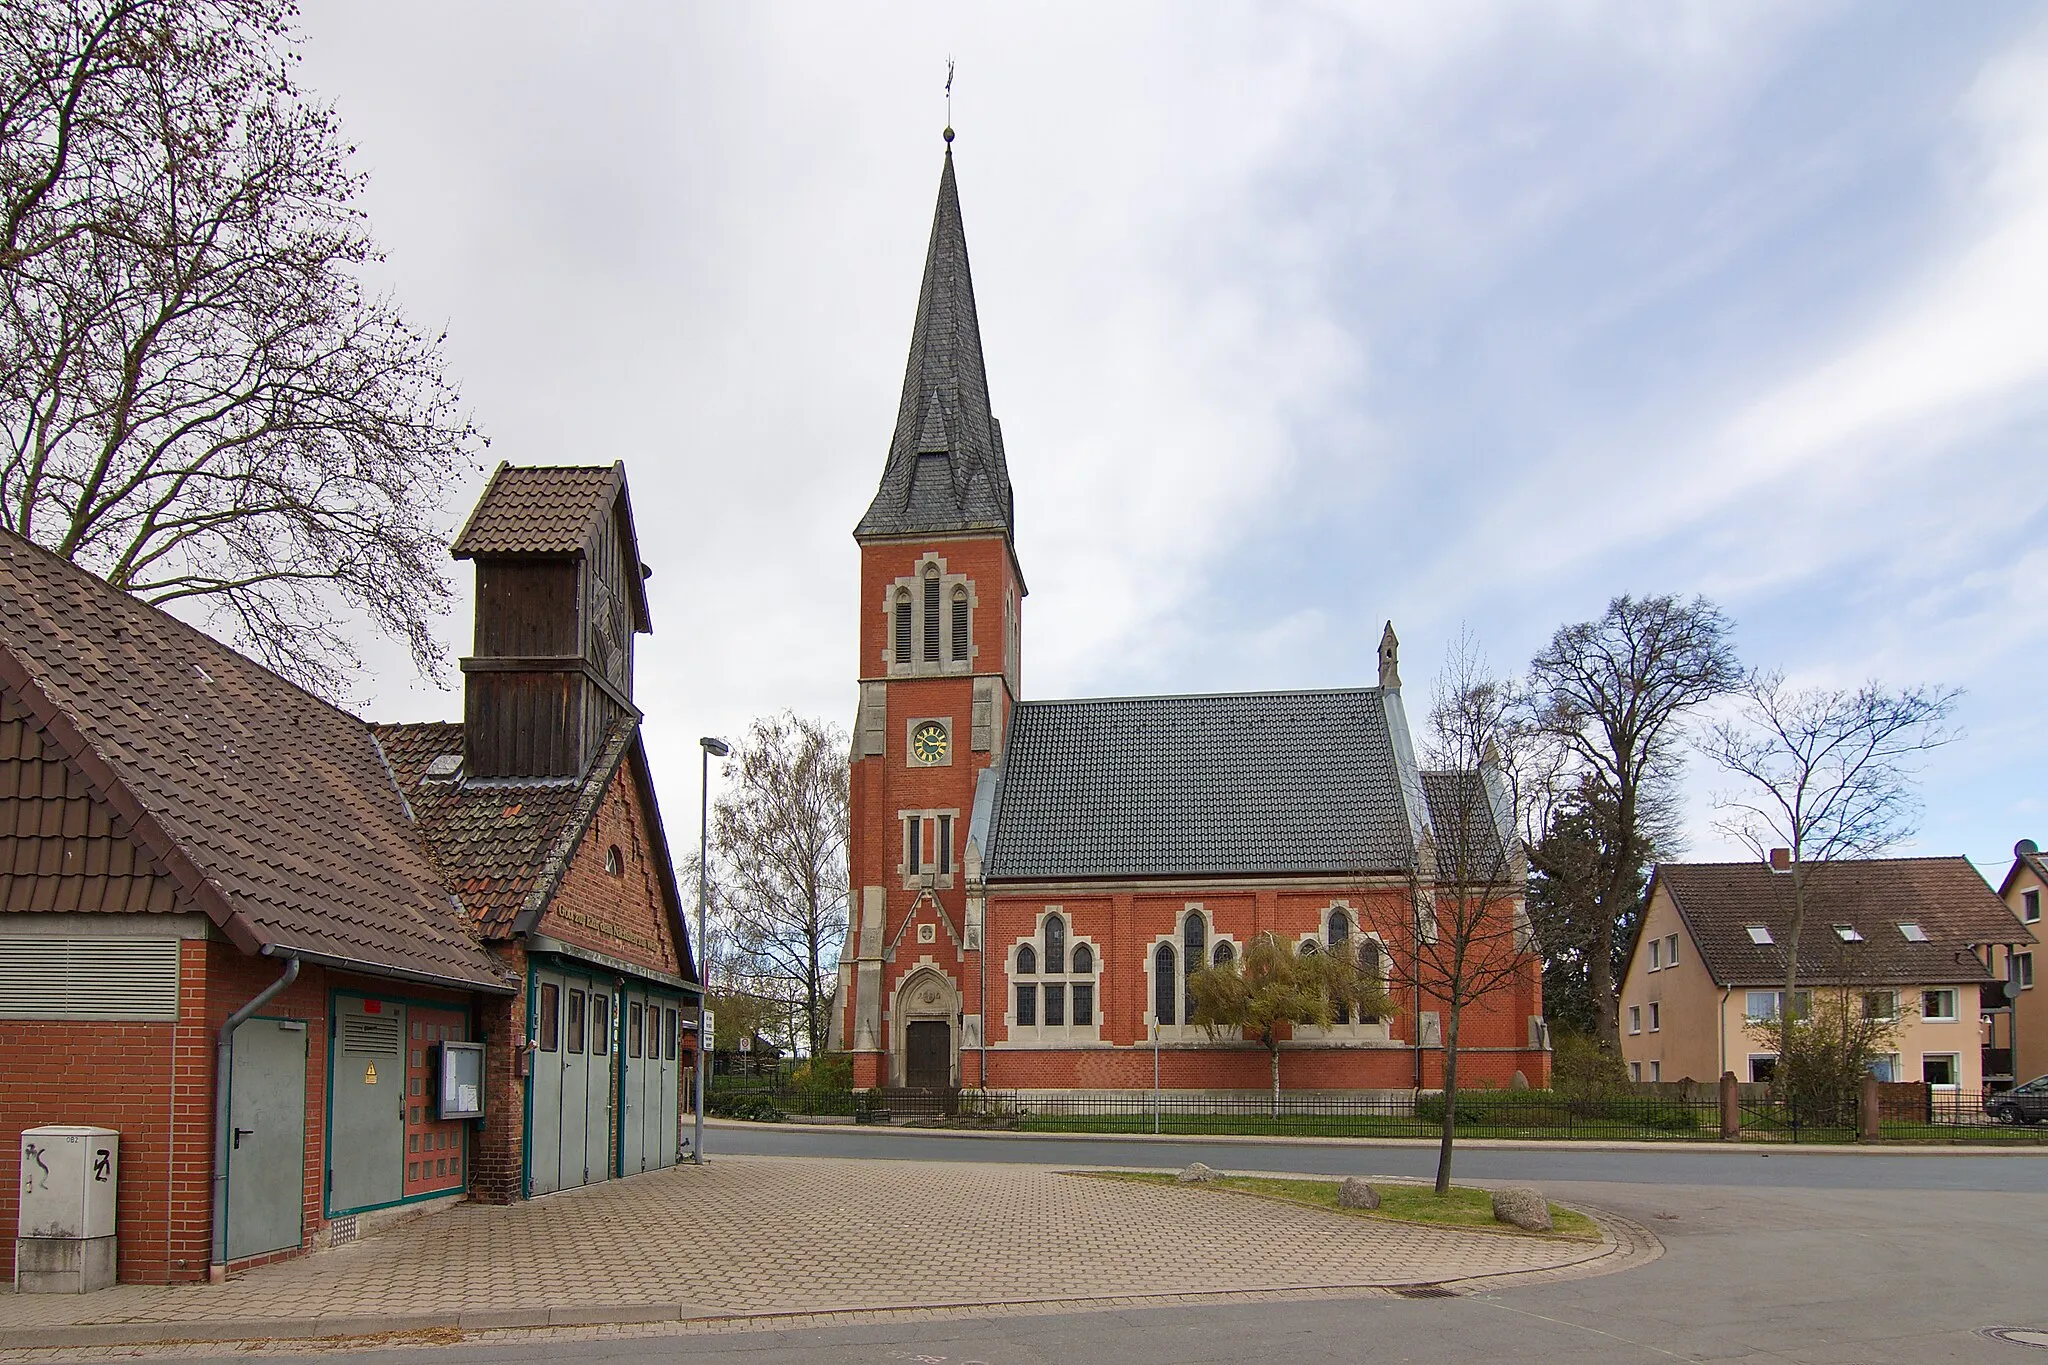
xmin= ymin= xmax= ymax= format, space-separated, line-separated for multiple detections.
xmin=0 ymin=1156 xmax=1629 ymax=1341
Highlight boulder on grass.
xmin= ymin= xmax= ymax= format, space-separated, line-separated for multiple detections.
xmin=1509 ymin=1070 xmax=1530 ymax=1091
xmin=1491 ymin=1187 xmax=1552 ymax=1232
xmin=1177 ymin=1162 xmax=1218 ymax=1184
xmin=1337 ymin=1177 xmax=1380 ymax=1210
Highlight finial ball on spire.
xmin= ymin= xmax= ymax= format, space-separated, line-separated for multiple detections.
xmin=943 ymin=126 xmax=955 ymax=144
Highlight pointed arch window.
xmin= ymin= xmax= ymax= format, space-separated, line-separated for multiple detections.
xmin=922 ymin=568 xmax=941 ymax=662
xmin=1182 ymin=912 xmax=1205 ymax=1025
xmin=1212 ymin=941 xmax=1234 ymax=968
xmin=1071 ymin=943 xmax=1094 ymax=1024
xmin=1329 ymin=909 xmax=1351 ymax=1023
xmin=951 ymin=586 xmax=970 ymax=662
xmin=1044 ymin=915 xmax=1066 ymax=973
xmin=1012 ymin=918 xmax=1096 ymax=1034
xmin=1154 ymin=944 xmax=1176 ymax=1025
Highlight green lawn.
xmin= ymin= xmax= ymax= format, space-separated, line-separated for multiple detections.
xmin=1080 ymin=1170 xmax=1602 ymax=1240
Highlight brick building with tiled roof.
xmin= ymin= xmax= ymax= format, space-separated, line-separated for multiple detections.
xmin=1 ymin=465 xmax=698 ymax=1287
xmin=831 ymin=139 xmax=1548 ymax=1095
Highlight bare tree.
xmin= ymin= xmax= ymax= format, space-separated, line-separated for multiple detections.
xmin=708 ymin=714 xmax=850 ymax=1058
xmin=1 ymin=0 xmax=481 ymax=697
xmin=1526 ymin=595 xmax=1740 ymax=1046
xmin=1700 ymin=674 xmax=1960 ymax=1090
xmin=1413 ymin=636 xmax=1540 ymax=1194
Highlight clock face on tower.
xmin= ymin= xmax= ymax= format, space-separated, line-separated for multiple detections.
xmin=909 ymin=721 xmax=950 ymax=766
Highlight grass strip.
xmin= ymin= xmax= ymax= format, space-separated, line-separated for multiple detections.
xmin=1078 ymin=1170 xmax=1602 ymax=1240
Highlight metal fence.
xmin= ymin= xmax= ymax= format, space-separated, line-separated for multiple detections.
xmin=706 ymin=1079 xmax=2048 ymax=1144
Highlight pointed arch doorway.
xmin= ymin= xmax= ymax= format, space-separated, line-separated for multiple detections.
xmin=894 ymin=969 xmax=958 ymax=1090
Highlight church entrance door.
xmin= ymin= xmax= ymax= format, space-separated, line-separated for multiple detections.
xmin=905 ymin=1020 xmax=951 ymax=1090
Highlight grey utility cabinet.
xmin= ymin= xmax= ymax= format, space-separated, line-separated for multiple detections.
xmin=16 ymin=1125 xmax=119 ymax=1292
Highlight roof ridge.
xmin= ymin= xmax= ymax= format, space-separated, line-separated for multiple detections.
xmin=1019 ymin=685 xmax=1387 ymax=707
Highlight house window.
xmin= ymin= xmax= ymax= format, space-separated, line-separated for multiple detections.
xmin=604 ymin=845 xmax=624 ymax=876
xmin=1861 ymin=991 xmax=1897 ymax=1022
xmin=1045 ymin=914 xmax=1066 ymax=973
xmin=1745 ymin=989 xmax=1810 ymax=1021
xmin=1922 ymin=989 xmax=1957 ymax=1022
xmin=1648 ymin=939 xmax=1660 ymax=971
xmin=938 ymin=814 xmax=952 ymax=875
xmin=1016 ymin=982 xmax=1037 ymax=1026
xmin=1749 ymin=1055 xmax=1777 ymax=1083
xmin=1628 ymin=1005 xmax=1641 ymax=1035
xmin=951 ymin=586 xmax=969 ymax=662
xmin=1629 ymin=1061 xmax=1641 ymax=1082
xmin=922 ymin=568 xmax=941 ymax=662
xmin=894 ymin=590 xmax=913 ymax=664
xmin=1666 ymin=934 xmax=1678 ymax=966
xmin=1649 ymin=1061 xmax=1661 ymax=1081
xmin=1923 ymin=1053 xmax=1958 ymax=1087
xmin=1833 ymin=924 xmax=1863 ymax=943
xmin=1155 ymin=944 xmax=1176 ymax=1025
xmin=2024 ymin=889 xmax=2041 ymax=922
xmin=1867 ymin=1054 xmax=1898 ymax=1081
xmin=2018 ymin=952 xmax=2035 ymax=989
xmin=1648 ymin=1002 xmax=1660 ymax=1032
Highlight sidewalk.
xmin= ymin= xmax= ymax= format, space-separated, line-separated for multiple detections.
xmin=0 ymin=1154 xmax=1654 ymax=1352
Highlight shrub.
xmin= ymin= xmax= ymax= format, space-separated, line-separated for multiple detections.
xmin=707 ymin=1093 xmax=786 ymax=1123
xmin=788 ymin=1052 xmax=853 ymax=1091
xmin=1415 ymin=1091 xmax=1573 ymax=1127
xmin=1551 ymin=1029 xmax=1629 ymax=1104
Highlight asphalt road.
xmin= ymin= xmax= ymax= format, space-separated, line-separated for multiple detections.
xmin=155 ymin=1129 xmax=2048 ymax=1364
xmin=707 ymin=1122 xmax=2048 ymax=1191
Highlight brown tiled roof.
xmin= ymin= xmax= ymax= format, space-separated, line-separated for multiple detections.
xmin=1655 ymin=858 xmax=2036 ymax=988
xmin=451 ymin=463 xmax=622 ymax=557
xmin=376 ymin=720 xmax=627 ymax=939
xmin=0 ymin=531 xmax=517 ymax=992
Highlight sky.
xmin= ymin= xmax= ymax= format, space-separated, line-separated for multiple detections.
xmin=291 ymin=1 xmax=2048 ymax=882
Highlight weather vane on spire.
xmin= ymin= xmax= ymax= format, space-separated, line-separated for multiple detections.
xmin=944 ymin=57 xmax=955 ymax=145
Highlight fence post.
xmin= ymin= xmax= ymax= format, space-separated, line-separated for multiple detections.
xmin=1719 ymin=1071 xmax=1740 ymax=1139
xmin=1858 ymin=1071 xmax=1880 ymax=1142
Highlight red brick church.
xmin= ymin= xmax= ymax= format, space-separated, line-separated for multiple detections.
xmin=832 ymin=140 xmax=1549 ymax=1095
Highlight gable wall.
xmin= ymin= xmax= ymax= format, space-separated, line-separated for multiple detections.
xmin=1619 ymin=882 xmax=1724 ymax=1082
xmin=2003 ymin=860 xmax=2046 ymax=1082
xmin=534 ymin=763 xmax=682 ymax=980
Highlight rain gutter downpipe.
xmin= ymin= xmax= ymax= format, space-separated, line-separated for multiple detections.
xmin=210 ymin=948 xmax=299 ymax=1280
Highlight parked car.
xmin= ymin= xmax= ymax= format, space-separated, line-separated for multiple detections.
xmin=1985 ymin=1076 xmax=2048 ymax=1124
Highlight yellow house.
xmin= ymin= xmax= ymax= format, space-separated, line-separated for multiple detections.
xmin=1619 ymin=857 xmax=2035 ymax=1092
xmin=1995 ymin=840 xmax=2046 ymax=1084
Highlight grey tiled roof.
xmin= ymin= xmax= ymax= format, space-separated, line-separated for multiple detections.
xmin=856 ymin=150 xmax=1015 ymax=541
xmin=984 ymin=689 xmax=1422 ymax=881
xmin=1422 ymin=770 xmax=1513 ymax=880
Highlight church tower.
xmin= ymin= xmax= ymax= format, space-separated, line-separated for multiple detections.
xmin=841 ymin=135 xmax=1024 ymax=1089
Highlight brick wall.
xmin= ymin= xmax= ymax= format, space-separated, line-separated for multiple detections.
xmin=533 ymin=765 xmax=685 ymax=981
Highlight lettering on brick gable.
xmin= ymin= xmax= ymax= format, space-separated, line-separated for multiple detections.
xmin=551 ymin=907 xmax=658 ymax=955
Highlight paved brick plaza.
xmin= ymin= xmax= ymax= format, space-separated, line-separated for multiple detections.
xmin=0 ymin=1155 xmax=1654 ymax=1348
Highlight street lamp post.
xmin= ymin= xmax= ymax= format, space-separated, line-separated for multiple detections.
xmin=694 ymin=736 xmax=730 ymax=1165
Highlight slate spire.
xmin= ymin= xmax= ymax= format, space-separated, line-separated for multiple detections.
xmin=856 ymin=137 xmax=1016 ymax=541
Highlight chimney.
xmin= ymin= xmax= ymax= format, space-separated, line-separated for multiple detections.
xmin=1769 ymin=847 xmax=1792 ymax=873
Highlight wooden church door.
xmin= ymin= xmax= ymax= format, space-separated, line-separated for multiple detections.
xmin=905 ymin=1020 xmax=951 ymax=1090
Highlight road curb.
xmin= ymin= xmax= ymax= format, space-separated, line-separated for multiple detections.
xmin=706 ymin=1117 xmax=2048 ymax=1157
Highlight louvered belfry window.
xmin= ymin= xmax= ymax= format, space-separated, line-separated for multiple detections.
xmin=922 ymin=569 xmax=941 ymax=662
xmin=894 ymin=591 xmax=913 ymax=663
xmin=950 ymin=587 xmax=969 ymax=662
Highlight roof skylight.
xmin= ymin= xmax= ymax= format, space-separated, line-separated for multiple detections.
xmin=1898 ymin=923 xmax=1929 ymax=942
xmin=1833 ymin=924 xmax=1864 ymax=942
xmin=1745 ymin=924 xmax=1774 ymax=945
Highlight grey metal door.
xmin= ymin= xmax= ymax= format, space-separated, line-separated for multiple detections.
xmin=330 ymin=998 xmax=406 ymax=1213
xmin=529 ymin=975 xmax=564 ymax=1195
xmin=584 ymin=987 xmax=613 ymax=1184
xmin=226 ymin=1017 xmax=306 ymax=1260
xmin=652 ymin=1001 xmax=679 ymax=1170
xmin=558 ymin=983 xmax=590 ymax=1187
xmin=620 ymin=993 xmax=646 ymax=1174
